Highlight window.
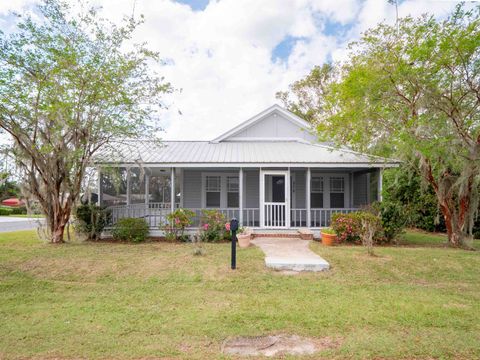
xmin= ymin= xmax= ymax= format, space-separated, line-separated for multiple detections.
xmin=310 ymin=176 xmax=324 ymax=208
xmin=227 ymin=176 xmax=239 ymax=208
xmin=330 ymin=177 xmax=345 ymax=208
xmin=205 ymin=176 xmax=221 ymax=207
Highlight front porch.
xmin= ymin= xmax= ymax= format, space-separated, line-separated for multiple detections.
xmin=99 ymin=166 xmax=382 ymax=230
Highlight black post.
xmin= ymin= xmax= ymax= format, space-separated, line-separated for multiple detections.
xmin=230 ymin=218 xmax=239 ymax=270
xmin=231 ymin=229 xmax=237 ymax=269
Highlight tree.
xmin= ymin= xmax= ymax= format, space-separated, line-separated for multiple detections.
xmin=0 ymin=0 xmax=171 ymax=243
xmin=276 ymin=63 xmax=336 ymax=124
xmin=279 ymin=5 xmax=480 ymax=247
xmin=0 ymin=172 xmax=20 ymax=201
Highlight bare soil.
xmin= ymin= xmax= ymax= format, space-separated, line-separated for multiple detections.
xmin=222 ymin=334 xmax=341 ymax=357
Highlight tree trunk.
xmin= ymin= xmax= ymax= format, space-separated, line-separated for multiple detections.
xmin=45 ymin=201 xmax=72 ymax=244
xmin=440 ymin=203 xmax=464 ymax=247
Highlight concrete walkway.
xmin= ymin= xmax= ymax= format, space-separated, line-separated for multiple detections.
xmin=251 ymin=237 xmax=330 ymax=272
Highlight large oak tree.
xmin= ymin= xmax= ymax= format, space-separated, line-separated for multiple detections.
xmin=0 ymin=0 xmax=171 ymax=243
xmin=279 ymin=5 xmax=480 ymax=247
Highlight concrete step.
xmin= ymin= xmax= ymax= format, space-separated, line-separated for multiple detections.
xmin=265 ymin=256 xmax=330 ymax=272
xmin=252 ymin=232 xmax=301 ymax=239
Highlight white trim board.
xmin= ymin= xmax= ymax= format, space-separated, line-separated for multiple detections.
xmin=99 ymin=162 xmax=399 ymax=168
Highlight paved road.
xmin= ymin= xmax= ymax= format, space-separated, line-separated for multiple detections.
xmin=0 ymin=217 xmax=45 ymax=233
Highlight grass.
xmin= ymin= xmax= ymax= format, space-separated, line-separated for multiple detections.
xmin=0 ymin=230 xmax=479 ymax=359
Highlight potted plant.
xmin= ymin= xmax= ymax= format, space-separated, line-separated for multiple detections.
xmin=320 ymin=227 xmax=337 ymax=246
xmin=236 ymin=226 xmax=252 ymax=248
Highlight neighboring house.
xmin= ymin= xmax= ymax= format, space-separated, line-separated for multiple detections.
xmin=95 ymin=105 xmax=399 ymax=233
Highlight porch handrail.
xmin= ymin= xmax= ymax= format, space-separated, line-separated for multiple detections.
xmin=107 ymin=204 xmax=358 ymax=229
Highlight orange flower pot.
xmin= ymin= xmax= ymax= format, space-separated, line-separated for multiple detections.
xmin=321 ymin=232 xmax=336 ymax=246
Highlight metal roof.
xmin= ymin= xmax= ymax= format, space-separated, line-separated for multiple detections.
xmin=95 ymin=140 xmax=399 ymax=168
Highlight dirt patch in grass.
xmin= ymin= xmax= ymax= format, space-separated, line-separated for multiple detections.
xmin=222 ymin=334 xmax=341 ymax=357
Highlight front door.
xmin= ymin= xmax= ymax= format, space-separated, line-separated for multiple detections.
xmin=260 ymin=170 xmax=290 ymax=228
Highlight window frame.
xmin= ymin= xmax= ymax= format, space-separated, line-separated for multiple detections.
xmin=329 ymin=176 xmax=345 ymax=208
xmin=201 ymin=172 xmax=240 ymax=209
xmin=226 ymin=176 xmax=239 ymax=208
xmin=205 ymin=175 xmax=222 ymax=208
xmin=310 ymin=176 xmax=324 ymax=208
xmin=310 ymin=172 xmax=349 ymax=209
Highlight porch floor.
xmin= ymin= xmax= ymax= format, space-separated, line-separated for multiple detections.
xmin=251 ymin=237 xmax=330 ymax=272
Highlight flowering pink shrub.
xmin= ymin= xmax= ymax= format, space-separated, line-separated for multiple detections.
xmin=162 ymin=208 xmax=195 ymax=241
xmin=200 ymin=210 xmax=230 ymax=242
xmin=331 ymin=213 xmax=362 ymax=243
xmin=225 ymin=222 xmax=230 ymax=231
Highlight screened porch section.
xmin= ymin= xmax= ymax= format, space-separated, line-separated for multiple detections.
xmin=99 ymin=167 xmax=382 ymax=229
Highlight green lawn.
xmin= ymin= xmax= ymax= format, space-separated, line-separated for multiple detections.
xmin=0 ymin=230 xmax=479 ymax=359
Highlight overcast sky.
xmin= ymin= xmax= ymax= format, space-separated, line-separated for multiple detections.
xmin=0 ymin=0 xmax=465 ymax=141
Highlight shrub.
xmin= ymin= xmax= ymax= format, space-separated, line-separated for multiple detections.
xmin=332 ymin=211 xmax=387 ymax=244
xmin=75 ymin=205 xmax=110 ymax=241
xmin=373 ymin=201 xmax=406 ymax=242
xmin=0 ymin=206 xmax=13 ymax=216
xmin=331 ymin=212 xmax=362 ymax=243
xmin=162 ymin=208 xmax=195 ymax=242
xmin=383 ymin=167 xmax=446 ymax=232
xmin=359 ymin=212 xmax=383 ymax=255
xmin=200 ymin=209 xmax=229 ymax=242
xmin=112 ymin=218 xmax=149 ymax=243
xmin=10 ymin=206 xmax=27 ymax=215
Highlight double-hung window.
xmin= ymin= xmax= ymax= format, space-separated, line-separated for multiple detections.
xmin=227 ymin=176 xmax=239 ymax=208
xmin=310 ymin=176 xmax=324 ymax=208
xmin=330 ymin=177 xmax=345 ymax=208
xmin=205 ymin=176 xmax=221 ymax=207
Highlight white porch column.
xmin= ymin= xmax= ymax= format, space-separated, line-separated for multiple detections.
xmin=306 ymin=167 xmax=311 ymax=228
xmin=259 ymin=168 xmax=263 ymax=228
xmin=144 ymin=173 xmax=149 ymax=205
xmin=97 ymin=167 xmax=102 ymax=206
xmin=239 ymin=167 xmax=244 ymax=226
xmin=286 ymin=167 xmax=291 ymax=228
xmin=126 ymin=167 xmax=131 ymax=205
xmin=378 ymin=168 xmax=383 ymax=202
xmin=170 ymin=167 xmax=175 ymax=213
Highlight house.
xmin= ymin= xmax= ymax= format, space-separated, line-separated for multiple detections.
xmin=95 ymin=105 xmax=399 ymax=235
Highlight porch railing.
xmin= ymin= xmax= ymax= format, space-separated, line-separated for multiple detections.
xmin=107 ymin=204 xmax=259 ymax=229
xmin=107 ymin=204 xmax=358 ymax=229
xmin=309 ymin=208 xmax=358 ymax=228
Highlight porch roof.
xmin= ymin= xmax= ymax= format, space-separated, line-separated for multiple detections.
xmin=95 ymin=140 xmax=400 ymax=168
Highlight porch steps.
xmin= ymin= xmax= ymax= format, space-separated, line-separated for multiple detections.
xmin=251 ymin=228 xmax=314 ymax=240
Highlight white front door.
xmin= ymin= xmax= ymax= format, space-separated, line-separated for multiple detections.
xmin=260 ymin=170 xmax=290 ymax=228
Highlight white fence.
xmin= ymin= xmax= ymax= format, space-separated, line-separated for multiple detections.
xmin=108 ymin=204 xmax=358 ymax=229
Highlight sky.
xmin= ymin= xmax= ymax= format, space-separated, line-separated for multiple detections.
xmin=0 ymin=0 xmax=465 ymax=141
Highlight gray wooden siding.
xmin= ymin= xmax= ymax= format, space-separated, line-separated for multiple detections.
xmin=227 ymin=113 xmax=317 ymax=142
xmin=181 ymin=169 xmax=360 ymax=209
xmin=244 ymin=170 xmax=259 ymax=208
xmin=182 ymin=170 xmax=202 ymax=208
xmin=292 ymin=170 xmax=306 ymax=208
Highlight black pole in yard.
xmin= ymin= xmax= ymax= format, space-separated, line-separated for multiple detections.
xmin=230 ymin=218 xmax=239 ymax=270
